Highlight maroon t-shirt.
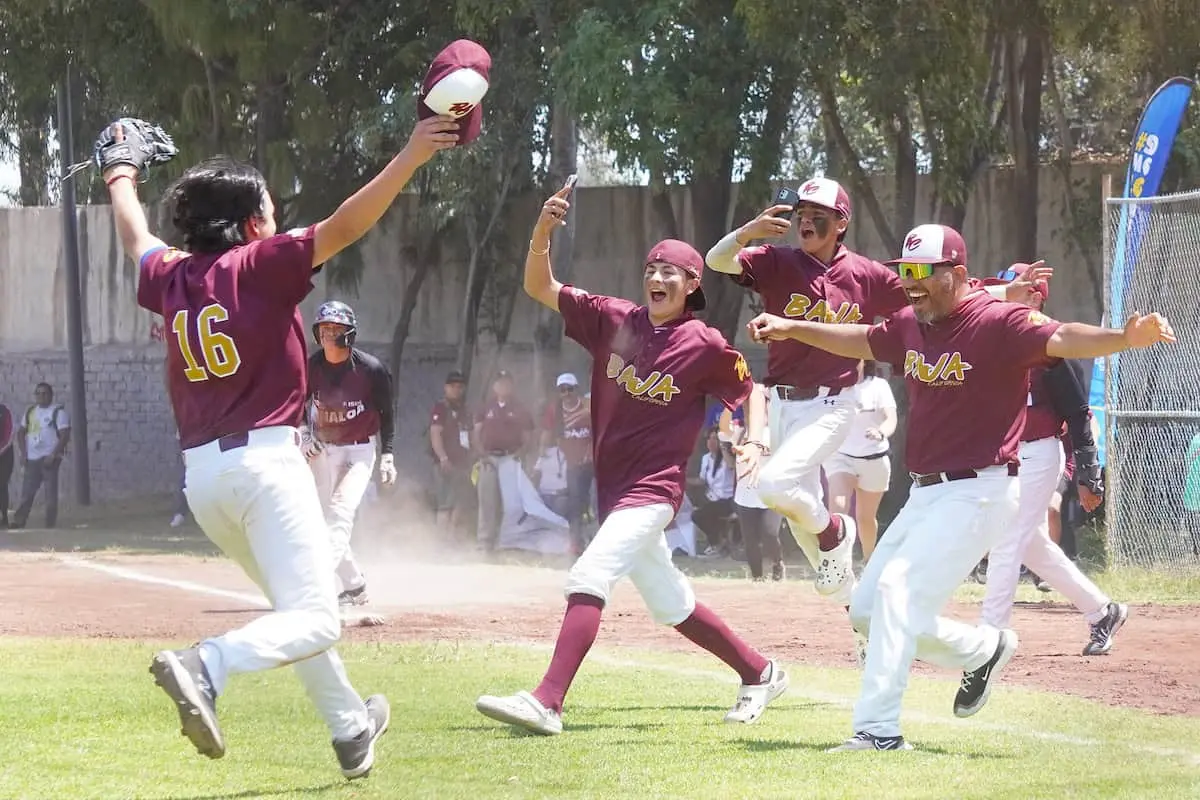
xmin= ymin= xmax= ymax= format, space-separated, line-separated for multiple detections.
xmin=476 ymin=399 xmax=534 ymax=453
xmin=558 ymin=285 xmax=753 ymax=521
xmin=866 ymin=291 xmax=1061 ymax=475
xmin=306 ymin=348 xmax=393 ymax=451
xmin=542 ymin=399 xmax=593 ymax=466
xmin=1022 ymin=365 xmax=1067 ymax=442
xmin=137 ymin=227 xmax=317 ymax=449
xmin=734 ymin=244 xmax=908 ymax=389
xmin=430 ymin=398 xmax=472 ymax=467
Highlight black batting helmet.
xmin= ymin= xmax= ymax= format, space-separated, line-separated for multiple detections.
xmin=312 ymin=300 xmax=357 ymax=348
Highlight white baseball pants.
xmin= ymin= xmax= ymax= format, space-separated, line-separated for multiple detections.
xmin=564 ymin=503 xmax=696 ymax=625
xmin=310 ymin=438 xmax=376 ymax=593
xmin=183 ymin=425 xmax=368 ymax=740
xmin=981 ymin=436 xmax=1109 ymax=628
xmin=850 ymin=466 xmax=1018 ymax=738
xmin=757 ymin=387 xmax=856 ymax=602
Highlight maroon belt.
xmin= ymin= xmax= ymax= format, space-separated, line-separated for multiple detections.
xmin=910 ymin=462 xmax=1019 ymax=488
xmin=325 ymin=437 xmax=372 ymax=447
xmin=774 ymin=384 xmax=843 ymax=401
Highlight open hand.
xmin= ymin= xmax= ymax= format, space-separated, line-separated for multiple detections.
xmin=1123 ymin=312 xmax=1176 ymax=349
xmin=1005 ymin=260 xmax=1053 ymax=305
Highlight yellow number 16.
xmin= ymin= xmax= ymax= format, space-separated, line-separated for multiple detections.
xmin=171 ymin=304 xmax=242 ymax=382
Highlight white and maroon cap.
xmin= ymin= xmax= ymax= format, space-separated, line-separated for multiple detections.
xmin=796 ymin=177 xmax=852 ymax=220
xmin=885 ymin=224 xmax=968 ymax=266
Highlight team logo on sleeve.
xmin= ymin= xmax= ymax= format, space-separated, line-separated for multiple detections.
xmin=161 ymin=248 xmax=185 ymax=263
xmin=1027 ymin=310 xmax=1055 ymax=326
xmin=605 ymin=353 xmax=680 ymax=405
xmin=782 ymin=293 xmax=863 ymax=324
xmin=903 ymin=350 xmax=972 ymax=386
xmin=734 ymin=353 xmax=750 ymax=382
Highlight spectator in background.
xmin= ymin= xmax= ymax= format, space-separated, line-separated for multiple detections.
xmin=533 ymin=445 xmax=570 ymax=517
xmin=692 ymin=427 xmax=737 ymax=557
xmin=724 ymin=386 xmax=784 ymax=581
xmin=0 ymin=402 xmax=13 ymax=528
xmin=13 ymin=382 xmax=70 ymax=529
xmin=474 ymin=370 xmax=535 ymax=553
xmin=542 ymin=372 xmax=594 ymax=556
xmin=429 ymin=370 xmax=474 ymax=534
xmin=822 ymin=360 xmax=897 ymax=561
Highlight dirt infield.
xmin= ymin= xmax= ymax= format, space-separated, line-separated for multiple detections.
xmin=2 ymin=543 xmax=1197 ymax=720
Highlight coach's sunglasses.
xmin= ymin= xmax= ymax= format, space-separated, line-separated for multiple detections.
xmin=895 ymin=262 xmax=935 ymax=281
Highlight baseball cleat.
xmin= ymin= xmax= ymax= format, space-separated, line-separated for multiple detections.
xmin=149 ymin=647 xmax=225 ymax=759
xmin=334 ymin=694 xmax=390 ymax=780
xmin=1083 ymin=602 xmax=1128 ymax=656
xmin=815 ymin=514 xmax=857 ymax=596
xmin=771 ymin=561 xmax=786 ymax=582
xmin=338 ymin=585 xmax=369 ymax=607
xmin=476 ymin=691 xmax=563 ymax=735
xmin=827 ymin=731 xmax=913 ymax=752
xmin=725 ymin=659 xmax=789 ymax=724
xmin=953 ymin=628 xmax=1018 ymax=718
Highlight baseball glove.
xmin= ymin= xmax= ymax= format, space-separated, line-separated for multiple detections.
xmin=91 ymin=117 xmax=179 ymax=179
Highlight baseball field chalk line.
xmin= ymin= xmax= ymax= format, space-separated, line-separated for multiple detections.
xmin=58 ymin=556 xmax=1200 ymax=766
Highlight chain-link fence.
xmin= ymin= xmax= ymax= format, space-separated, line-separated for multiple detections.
xmin=1103 ymin=189 xmax=1200 ymax=569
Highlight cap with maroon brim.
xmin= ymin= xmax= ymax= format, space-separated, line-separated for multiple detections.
xmin=418 ymin=39 xmax=491 ymax=147
xmin=645 ymin=238 xmax=707 ymax=311
xmin=884 ymin=223 xmax=969 ymax=266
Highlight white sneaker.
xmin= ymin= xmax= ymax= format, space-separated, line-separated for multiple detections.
xmin=475 ymin=690 xmax=563 ymax=735
xmin=815 ymin=514 xmax=858 ymax=596
xmin=724 ymin=660 xmax=789 ymax=724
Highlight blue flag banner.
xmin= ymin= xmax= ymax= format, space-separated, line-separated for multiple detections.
xmin=1088 ymin=77 xmax=1193 ymax=466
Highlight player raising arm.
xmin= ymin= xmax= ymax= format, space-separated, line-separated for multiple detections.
xmin=747 ymin=224 xmax=1173 ymax=751
xmin=474 ymin=179 xmax=789 ymax=736
xmin=101 ymin=108 xmax=457 ymax=779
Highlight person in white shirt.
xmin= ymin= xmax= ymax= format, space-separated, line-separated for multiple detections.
xmin=725 ymin=385 xmax=785 ymax=581
xmin=692 ymin=428 xmax=737 ymax=557
xmin=823 ymin=361 xmax=897 ymax=560
xmin=13 ymin=382 xmax=71 ymax=529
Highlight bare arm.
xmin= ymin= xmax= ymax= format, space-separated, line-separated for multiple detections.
xmin=52 ymin=427 xmax=70 ymax=460
xmin=743 ymin=384 xmax=768 ymax=445
xmin=747 ymin=315 xmax=875 ymax=361
xmin=525 ymin=178 xmax=576 ymax=311
xmin=106 ymin=166 xmax=168 ymax=264
xmin=312 ymin=117 xmax=458 ymax=268
xmin=879 ymin=406 xmax=898 ymax=438
xmin=429 ymin=424 xmax=448 ymax=463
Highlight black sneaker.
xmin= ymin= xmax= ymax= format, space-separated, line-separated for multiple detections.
xmin=953 ymin=629 xmax=1018 ymax=718
xmin=827 ymin=731 xmax=913 ymax=751
xmin=149 ymin=647 xmax=224 ymax=759
xmin=771 ymin=562 xmax=785 ymax=582
xmin=1083 ymin=602 xmax=1128 ymax=656
xmin=334 ymin=694 xmax=391 ymax=780
xmin=338 ymin=585 xmax=369 ymax=607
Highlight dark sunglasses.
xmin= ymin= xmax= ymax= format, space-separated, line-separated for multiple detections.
xmin=559 ymin=386 xmax=576 ymax=393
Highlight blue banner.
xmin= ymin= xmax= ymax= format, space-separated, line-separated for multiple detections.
xmin=1088 ymin=77 xmax=1193 ymax=466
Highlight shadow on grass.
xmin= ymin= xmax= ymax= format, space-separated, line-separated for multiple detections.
xmin=741 ymin=738 xmax=1015 ymax=759
xmin=133 ymin=783 xmax=341 ymax=800
xmin=0 ymin=525 xmax=221 ymax=557
xmin=450 ymin=721 xmax=667 ymax=735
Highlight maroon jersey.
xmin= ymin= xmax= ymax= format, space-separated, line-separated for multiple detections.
xmin=558 ymin=285 xmax=753 ymax=521
xmin=136 ymin=227 xmax=317 ymax=449
xmin=542 ymin=399 xmax=593 ymax=466
xmin=1022 ymin=365 xmax=1067 ymax=442
xmin=306 ymin=348 xmax=394 ymax=453
xmin=476 ymin=399 xmax=534 ymax=453
xmin=430 ymin=398 xmax=472 ymax=466
xmin=866 ymin=291 xmax=1061 ymax=475
xmin=734 ymin=243 xmax=907 ymax=389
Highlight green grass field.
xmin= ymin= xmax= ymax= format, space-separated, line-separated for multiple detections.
xmin=2 ymin=638 xmax=1197 ymax=800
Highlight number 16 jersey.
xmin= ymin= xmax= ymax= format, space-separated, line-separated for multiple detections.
xmin=136 ymin=226 xmax=318 ymax=449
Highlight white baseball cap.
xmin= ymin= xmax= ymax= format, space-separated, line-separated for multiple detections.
xmin=556 ymin=372 xmax=579 ymax=388
xmin=886 ymin=223 xmax=969 ymax=266
xmin=796 ymin=177 xmax=853 ymax=219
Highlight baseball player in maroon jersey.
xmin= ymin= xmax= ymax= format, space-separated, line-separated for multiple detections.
xmin=747 ymin=223 xmax=1174 ymax=751
xmin=978 ymin=265 xmax=1127 ymax=655
xmin=474 ymin=179 xmax=789 ymax=736
xmin=102 ymin=109 xmax=458 ymax=776
xmin=303 ymin=300 xmax=396 ymax=607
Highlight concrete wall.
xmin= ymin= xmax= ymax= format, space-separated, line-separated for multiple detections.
xmin=0 ymin=164 xmax=1114 ymax=507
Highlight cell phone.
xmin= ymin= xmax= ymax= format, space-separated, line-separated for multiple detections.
xmin=774 ymin=187 xmax=800 ymax=220
xmin=564 ymin=173 xmax=578 ymax=192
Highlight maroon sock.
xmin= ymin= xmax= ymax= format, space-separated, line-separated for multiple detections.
xmin=531 ymin=593 xmax=604 ymax=714
xmin=674 ymin=602 xmax=769 ymax=685
xmin=817 ymin=514 xmax=844 ymax=551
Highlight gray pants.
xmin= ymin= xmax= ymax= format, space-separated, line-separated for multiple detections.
xmin=476 ymin=454 xmax=513 ymax=551
xmin=14 ymin=457 xmax=61 ymax=528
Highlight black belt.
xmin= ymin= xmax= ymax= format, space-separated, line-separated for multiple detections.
xmin=216 ymin=430 xmax=301 ymax=452
xmin=846 ymin=451 xmax=889 ymax=461
xmin=773 ymin=384 xmax=843 ymax=401
xmin=910 ymin=462 xmax=1019 ymax=488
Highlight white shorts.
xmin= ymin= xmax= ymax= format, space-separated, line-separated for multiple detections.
xmin=824 ymin=452 xmax=891 ymax=493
